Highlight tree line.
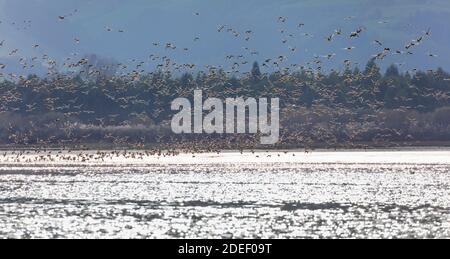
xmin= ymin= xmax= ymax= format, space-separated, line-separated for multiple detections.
xmin=0 ymin=59 xmax=449 ymax=148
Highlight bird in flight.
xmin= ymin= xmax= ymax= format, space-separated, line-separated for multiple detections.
xmin=9 ymin=49 xmax=19 ymax=56
xmin=217 ymin=25 xmax=226 ymax=32
xmin=278 ymin=16 xmax=287 ymax=23
xmin=374 ymin=40 xmax=383 ymax=46
xmin=350 ymin=27 xmax=365 ymax=38
xmin=327 ymin=34 xmax=334 ymax=42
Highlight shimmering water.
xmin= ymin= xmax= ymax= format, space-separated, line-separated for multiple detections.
xmin=0 ymin=150 xmax=449 ymax=239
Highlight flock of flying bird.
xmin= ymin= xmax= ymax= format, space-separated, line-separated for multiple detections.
xmin=0 ymin=148 xmax=314 ymax=164
xmin=0 ymin=8 xmax=448 ymax=152
xmin=0 ymin=10 xmax=441 ymax=81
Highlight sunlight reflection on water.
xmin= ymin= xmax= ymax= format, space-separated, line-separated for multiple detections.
xmin=0 ymin=150 xmax=449 ymax=239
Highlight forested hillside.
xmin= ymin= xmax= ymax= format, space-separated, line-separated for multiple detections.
xmin=1 ymin=59 xmax=449 ymax=149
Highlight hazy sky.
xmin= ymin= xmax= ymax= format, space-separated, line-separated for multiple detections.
xmin=0 ymin=0 xmax=449 ymax=74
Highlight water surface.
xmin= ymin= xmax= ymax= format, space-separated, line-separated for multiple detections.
xmin=0 ymin=150 xmax=449 ymax=239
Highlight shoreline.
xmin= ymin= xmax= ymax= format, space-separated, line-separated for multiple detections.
xmin=1 ymin=149 xmax=449 ymax=166
xmin=1 ymin=141 xmax=450 ymax=152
